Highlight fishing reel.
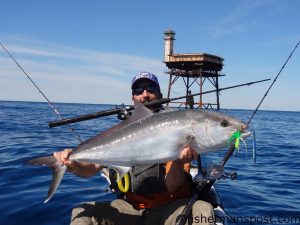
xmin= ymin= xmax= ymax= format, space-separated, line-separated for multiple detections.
xmin=220 ymin=171 xmax=237 ymax=180
xmin=192 ymin=164 xmax=237 ymax=182
xmin=117 ymin=105 xmax=132 ymax=120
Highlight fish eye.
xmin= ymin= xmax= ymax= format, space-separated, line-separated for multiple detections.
xmin=221 ymin=120 xmax=229 ymax=127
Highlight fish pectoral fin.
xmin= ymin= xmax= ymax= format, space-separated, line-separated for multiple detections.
xmin=109 ymin=165 xmax=131 ymax=181
xmin=26 ymin=156 xmax=67 ymax=203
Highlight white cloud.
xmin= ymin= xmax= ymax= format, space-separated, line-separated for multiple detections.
xmin=0 ymin=38 xmax=165 ymax=104
xmin=1 ymin=35 xmax=299 ymax=111
xmin=210 ymin=0 xmax=277 ymax=38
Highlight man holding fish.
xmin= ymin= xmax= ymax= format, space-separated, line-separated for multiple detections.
xmin=54 ymin=72 xmax=215 ymax=225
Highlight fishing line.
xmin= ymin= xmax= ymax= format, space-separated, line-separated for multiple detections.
xmin=0 ymin=42 xmax=83 ymax=143
xmin=228 ymin=41 xmax=299 ymax=161
xmin=242 ymin=41 xmax=299 ymax=162
xmin=246 ymin=40 xmax=300 ymax=127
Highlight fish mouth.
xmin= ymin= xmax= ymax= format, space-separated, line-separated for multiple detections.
xmin=239 ymin=121 xmax=251 ymax=139
xmin=241 ymin=130 xmax=252 ymax=139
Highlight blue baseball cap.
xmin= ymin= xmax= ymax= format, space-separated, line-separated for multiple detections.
xmin=131 ymin=72 xmax=160 ymax=91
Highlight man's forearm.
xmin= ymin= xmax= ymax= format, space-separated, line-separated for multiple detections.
xmin=165 ymin=160 xmax=186 ymax=193
xmin=68 ymin=162 xmax=104 ymax=178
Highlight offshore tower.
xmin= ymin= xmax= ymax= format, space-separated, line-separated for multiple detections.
xmin=163 ymin=29 xmax=224 ymax=109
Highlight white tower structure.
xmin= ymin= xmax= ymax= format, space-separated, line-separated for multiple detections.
xmin=164 ymin=29 xmax=175 ymax=62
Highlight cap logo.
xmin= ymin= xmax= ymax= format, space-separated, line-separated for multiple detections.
xmin=131 ymin=71 xmax=160 ymax=93
xmin=135 ymin=72 xmax=155 ymax=81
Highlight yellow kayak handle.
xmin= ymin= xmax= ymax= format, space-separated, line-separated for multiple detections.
xmin=117 ymin=173 xmax=130 ymax=193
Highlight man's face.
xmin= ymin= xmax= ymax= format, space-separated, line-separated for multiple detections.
xmin=132 ymin=79 xmax=161 ymax=104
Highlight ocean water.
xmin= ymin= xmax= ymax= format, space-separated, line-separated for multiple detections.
xmin=0 ymin=100 xmax=299 ymax=225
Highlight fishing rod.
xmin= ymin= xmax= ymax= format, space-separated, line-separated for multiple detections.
xmin=176 ymin=144 xmax=237 ymax=225
xmin=176 ymin=41 xmax=300 ymax=225
xmin=246 ymin=40 xmax=300 ymax=127
xmin=0 ymin=42 xmax=83 ymax=143
xmin=48 ymin=78 xmax=270 ymax=128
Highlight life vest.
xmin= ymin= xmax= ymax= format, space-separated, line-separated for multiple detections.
xmin=124 ymin=176 xmax=191 ymax=209
xmin=106 ymin=107 xmax=191 ymax=208
xmin=131 ymin=164 xmax=166 ymax=195
xmin=108 ymin=162 xmax=192 ymax=209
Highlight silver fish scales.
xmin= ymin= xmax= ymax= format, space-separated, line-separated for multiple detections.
xmin=27 ymin=101 xmax=250 ymax=203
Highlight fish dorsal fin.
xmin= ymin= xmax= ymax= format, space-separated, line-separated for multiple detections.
xmin=100 ymin=100 xmax=153 ymax=136
xmin=102 ymin=100 xmax=153 ymax=135
xmin=78 ymin=101 xmax=153 ymax=147
xmin=131 ymin=99 xmax=154 ymax=120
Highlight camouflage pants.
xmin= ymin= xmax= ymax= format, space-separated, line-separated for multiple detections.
xmin=70 ymin=198 xmax=214 ymax=225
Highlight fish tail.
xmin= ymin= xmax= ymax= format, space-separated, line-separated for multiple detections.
xmin=26 ymin=156 xmax=67 ymax=203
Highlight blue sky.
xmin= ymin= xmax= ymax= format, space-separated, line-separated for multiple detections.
xmin=0 ymin=0 xmax=299 ymax=111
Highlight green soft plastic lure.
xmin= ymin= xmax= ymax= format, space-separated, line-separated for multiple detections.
xmin=228 ymin=129 xmax=257 ymax=163
xmin=228 ymin=130 xmax=241 ymax=149
xmin=228 ymin=129 xmax=247 ymax=151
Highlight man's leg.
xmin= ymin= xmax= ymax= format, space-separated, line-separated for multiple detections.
xmin=71 ymin=199 xmax=144 ymax=225
xmin=190 ymin=200 xmax=215 ymax=225
xmin=144 ymin=198 xmax=214 ymax=225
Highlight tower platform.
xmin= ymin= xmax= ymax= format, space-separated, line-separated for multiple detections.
xmin=164 ymin=29 xmax=224 ymax=109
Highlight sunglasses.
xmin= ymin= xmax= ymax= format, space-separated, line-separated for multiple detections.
xmin=132 ymin=85 xmax=158 ymax=95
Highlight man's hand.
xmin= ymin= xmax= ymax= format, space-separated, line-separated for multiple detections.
xmin=176 ymin=145 xmax=198 ymax=164
xmin=54 ymin=148 xmax=73 ymax=166
xmin=53 ymin=149 xmax=103 ymax=177
xmin=54 ymin=148 xmax=81 ymax=173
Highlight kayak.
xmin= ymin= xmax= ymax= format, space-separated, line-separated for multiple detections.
xmin=207 ymin=186 xmax=228 ymax=225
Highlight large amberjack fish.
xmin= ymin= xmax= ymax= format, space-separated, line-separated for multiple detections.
xmin=27 ymin=101 xmax=251 ymax=202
